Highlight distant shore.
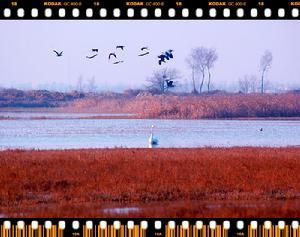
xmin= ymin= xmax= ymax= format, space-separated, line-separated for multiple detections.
xmin=1 ymin=89 xmax=300 ymax=119
xmin=1 ymin=107 xmax=300 ymax=121
xmin=1 ymin=147 xmax=300 ymax=217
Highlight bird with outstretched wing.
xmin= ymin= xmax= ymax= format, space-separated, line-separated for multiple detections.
xmin=53 ymin=50 xmax=63 ymax=57
xmin=86 ymin=54 xmax=98 ymax=59
xmin=113 ymin=60 xmax=124 ymax=65
xmin=158 ymin=54 xmax=166 ymax=65
xmin=108 ymin=53 xmax=117 ymax=60
xmin=116 ymin=46 xmax=125 ymax=50
xmin=138 ymin=52 xmax=150 ymax=57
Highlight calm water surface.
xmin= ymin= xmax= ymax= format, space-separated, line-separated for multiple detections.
xmin=0 ymin=112 xmax=299 ymax=149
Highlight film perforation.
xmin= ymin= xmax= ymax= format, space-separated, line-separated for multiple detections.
xmin=237 ymin=8 xmax=244 ymax=17
xmin=154 ymin=8 xmax=162 ymax=17
xmin=264 ymin=8 xmax=272 ymax=17
xmin=127 ymin=8 xmax=134 ymax=17
xmin=58 ymin=8 xmax=66 ymax=17
xmin=113 ymin=8 xmax=121 ymax=17
xmin=292 ymin=8 xmax=299 ymax=17
xmin=0 ymin=5 xmax=300 ymax=18
xmin=44 ymin=8 xmax=52 ymax=17
xmin=195 ymin=8 xmax=203 ymax=17
xmin=86 ymin=8 xmax=93 ymax=17
xmin=17 ymin=8 xmax=24 ymax=17
xmin=209 ymin=8 xmax=217 ymax=17
xmin=251 ymin=8 xmax=258 ymax=17
xmin=3 ymin=8 xmax=11 ymax=17
xmin=1 ymin=218 xmax=300 ymax=235
xmin=141 ymin=8 xmax=148 ymax=17
xmin=72 ymin=8 xmax=80 ymax=17
xmin=31 ymin=8 xmax=38 ymax=17
xmin=168 ymin=8 xmax=176 ymax=17
xmin=182 ymin=8 xmax=189 ymax=17
xmin=99 ymin=8 xmax=107 ymax=17
xmin=278 ymin=8 xmax=285 ymax=17
xmin=223 ymin=8 xmax=230 ymax=17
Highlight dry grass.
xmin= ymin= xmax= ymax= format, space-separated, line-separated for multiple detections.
xmin=66 ymin=93 xmax=300 ymax=119
xmin=0 ymin=147 xmax=300 ymax=217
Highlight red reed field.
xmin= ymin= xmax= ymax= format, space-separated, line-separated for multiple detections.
xmin=0 ymin=147 xmax=300 ymax=217
xmin=65 ymin=92 xmax=300 ymax=119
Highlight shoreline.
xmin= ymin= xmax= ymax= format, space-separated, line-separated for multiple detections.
xmin=1 ymin=112 xmax=300 ymax=121
xmin=1 ymin=147 xmax=300 ymax=217
xmin=1 ymin=145 xmax=300 ymax=151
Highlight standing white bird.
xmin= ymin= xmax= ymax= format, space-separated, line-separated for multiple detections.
xmin=149 ymin=125 xmax=158 ymax=147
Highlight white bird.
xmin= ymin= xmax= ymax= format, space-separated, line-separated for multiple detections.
xmin=148 ymin=125 xmax=158 ymax=147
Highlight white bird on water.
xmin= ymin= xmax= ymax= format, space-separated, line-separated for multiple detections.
xmin=149 ymin=125 xmax=158 ymax=147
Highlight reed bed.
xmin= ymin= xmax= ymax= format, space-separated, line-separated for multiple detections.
xmin=0 ymin=147 xmax=299 ymax=217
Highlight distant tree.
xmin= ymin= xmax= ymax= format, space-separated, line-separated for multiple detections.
xmin=146 ymin=68 xmax=181 ymax=94
xmin=186 ymin=58 xmax=198 ymax=94
xmin=260 ymin=50 xmax=273 ymax=94
xmin=248 ymin=75 xmax=258 ymax=93
xmin=239 ymin=75 xmax=258 ymax=93
xmin=87 ymin=77 xmax=97 ymax=93
xmin=239 ymin=76 xmax=250 ymax=94
xmin=186 ymin=47 xmax=218 ymax=94
xmin=205 ymin=48 xmax=218 ymax=93
xmin=186 ymin=47 xmax=207 ymax=94
xmin=76 ymin=75 xmax=84 ymax=93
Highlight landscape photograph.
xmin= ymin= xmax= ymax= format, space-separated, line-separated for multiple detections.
xmin=0 ymin=20 xmax=300 ymax=218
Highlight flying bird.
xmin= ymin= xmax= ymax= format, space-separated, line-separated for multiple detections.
xmin=86 ymin=54 xmax=98 ymax=59
xmin=138 ymin=52 xmax=150 ymax=57
xmin=141 ymin=47 xmax=148 ymax=51
xmin=116 ymin=46 xmax=125 ymax=50
xmin=53 ymin=50 xmax=63 ymax=57
xmin=108 ymin=53 xmax=117 ymax=60
xmin=260 ymin=128 xmax=263 ymax=132
xmin=92 ymin=49 xmax=98 ymax=52
xmin=166 ymin=80 xmax=174 ymax=88
xmin=158 ymin=54 xmax=166 ymax=65
xmin=165 ymin=50 xmax=174 ymax=59
xmin=113 ymin=60 xmax=124 ymax=64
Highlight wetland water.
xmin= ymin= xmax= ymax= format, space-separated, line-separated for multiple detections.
xmin=0 ymin=112 xmax=299 ymax=149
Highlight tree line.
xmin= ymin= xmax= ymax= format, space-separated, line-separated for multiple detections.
xmin=147 ymin=48 xmax=274 ymax=95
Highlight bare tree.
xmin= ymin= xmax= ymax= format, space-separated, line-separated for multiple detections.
xmin=146 ymin=68 xmax=181 ymax=94
xmin=87 ymin=77 xmax=97 ymax=93
xmin=260 ymin=50 xmax=273 ymax=94
xmin=239 ymin=74 xmax=258 ymax=93
xmin=248 ymin=75 xmax=258 ymax=93
xmin=205 ymin=48 xmax=218 ymax=93
xmin=76 ymin=75 xmax=84 ymax=93
xmin=186 ymin=47 xmax=207 ymax=94
xmin=239 ymin=76 xmax=250 ymax=94
xmin=186 ymin=58 xmax=198 ymax=94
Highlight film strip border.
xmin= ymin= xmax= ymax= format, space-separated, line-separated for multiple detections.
xmin=0 ymin=2 xmax=300 ymax=19
xmin=1 ymin=219 xmax=300 ymax=237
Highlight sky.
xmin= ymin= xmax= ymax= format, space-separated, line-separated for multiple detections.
xmin=0 ymin=20 xmax=299 ymax=92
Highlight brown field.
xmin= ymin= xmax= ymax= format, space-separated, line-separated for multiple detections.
xmin=0 ymin=147 xmax=300 ymax=218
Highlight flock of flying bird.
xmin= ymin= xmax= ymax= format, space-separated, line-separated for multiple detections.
xmin=53 ymin=47 xmax=175 ymax=147
xmin=53 ymin=47 xmax=264 ymax=146
xmin=53 ymin=46 xmax=174 ymax=65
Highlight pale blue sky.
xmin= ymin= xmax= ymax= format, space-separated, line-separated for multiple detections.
xmin=0 ymin=20 xmax=299 ymax=92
